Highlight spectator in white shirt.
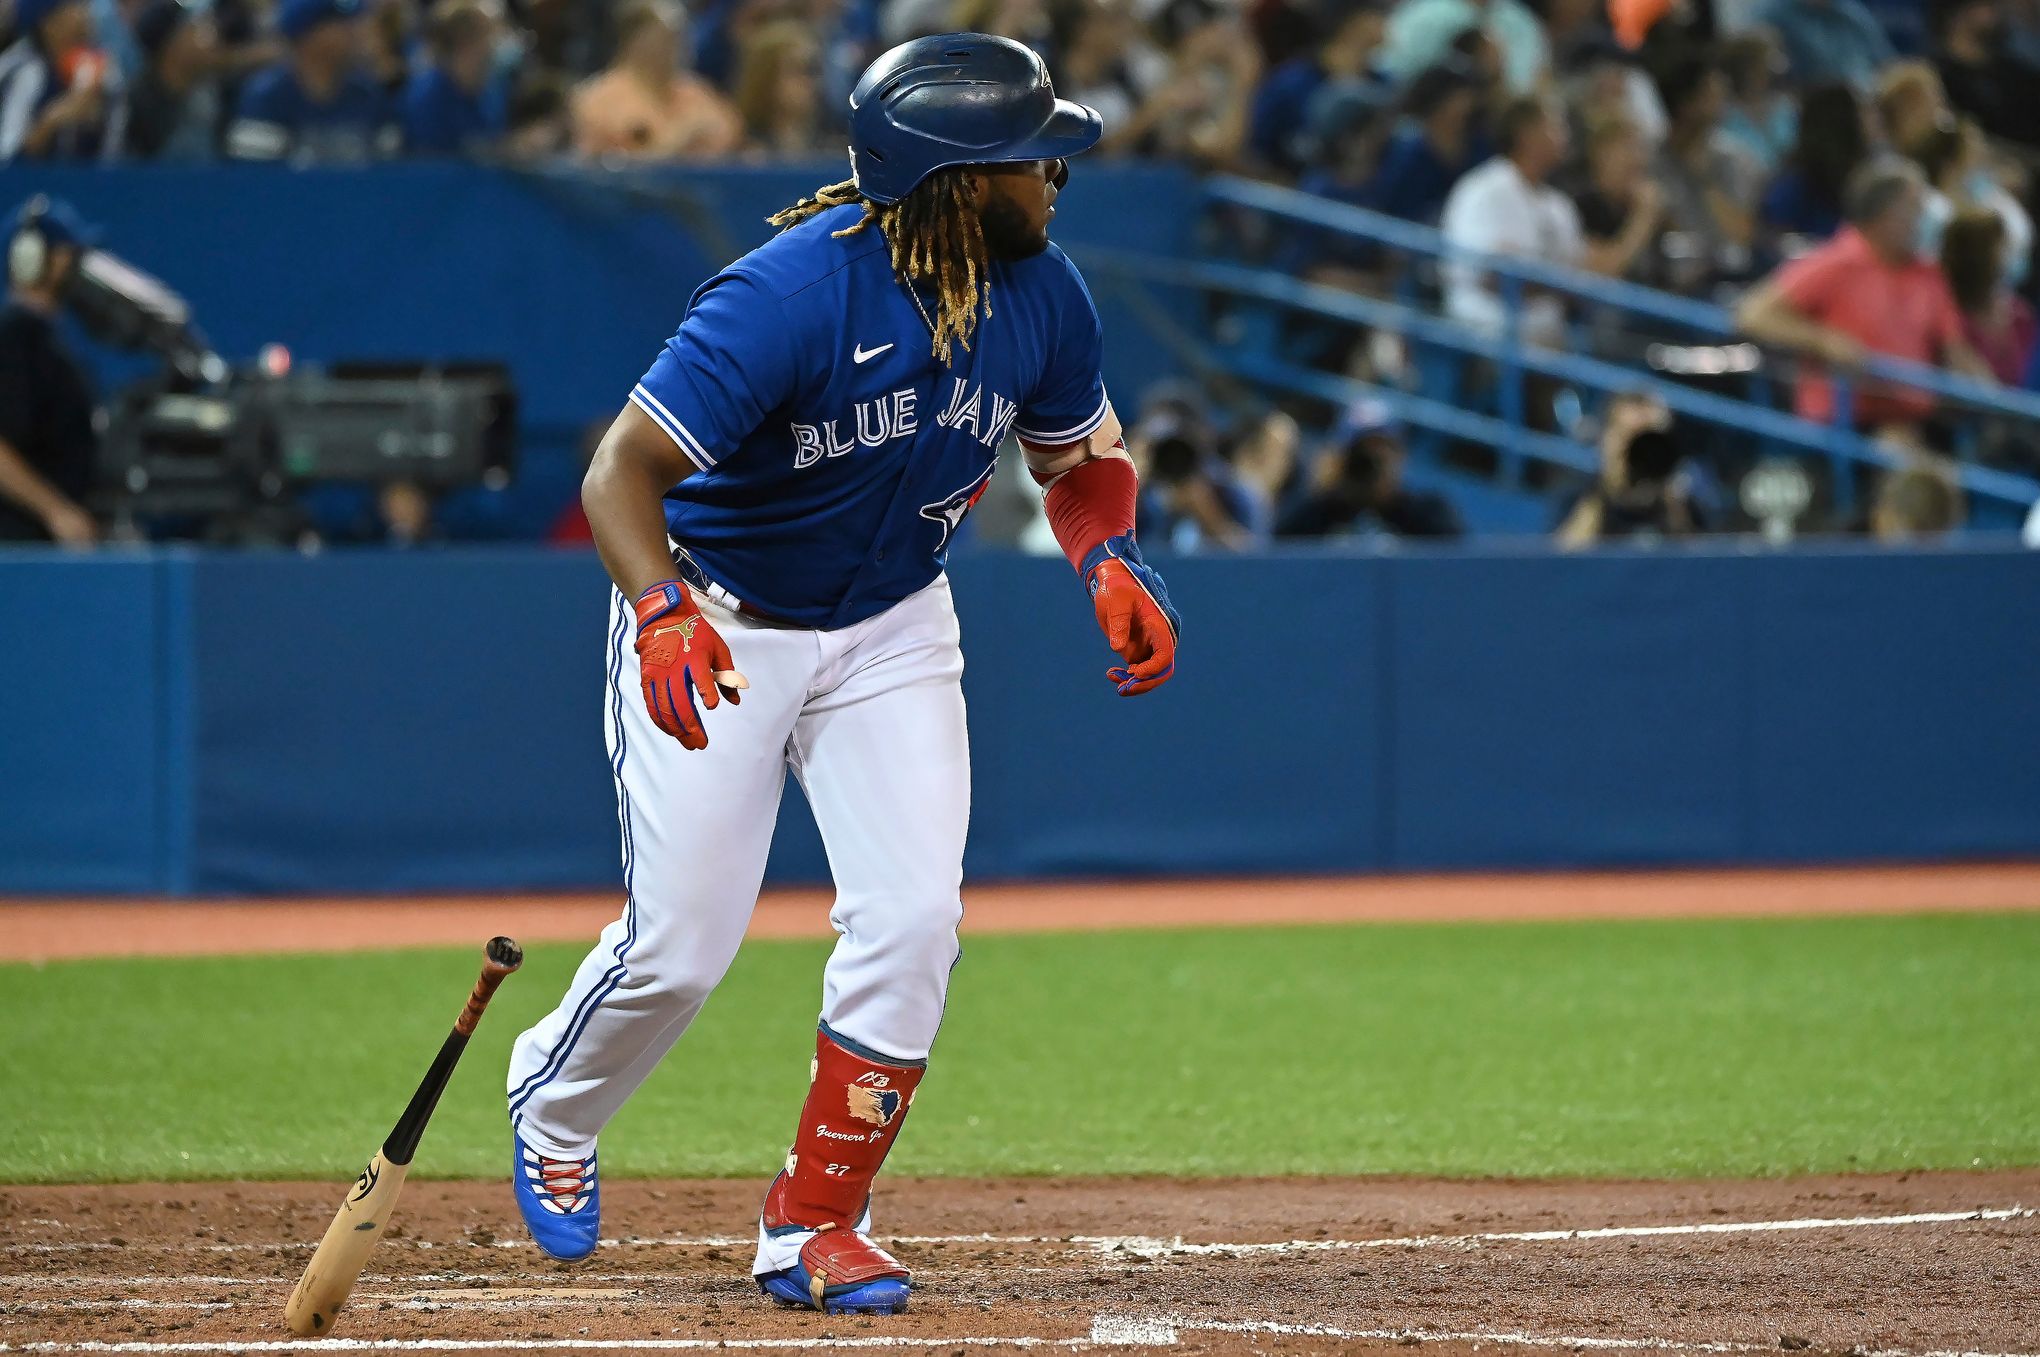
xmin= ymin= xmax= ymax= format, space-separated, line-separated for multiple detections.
xmin=1438 ymin=94 xmax=1583 ymax=345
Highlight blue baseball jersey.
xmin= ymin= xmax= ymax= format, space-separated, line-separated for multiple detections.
xmin=227 ymin=63 xmax=395 ymax=162
xmin=401 ymin=66 xmax=505 ymax=156
xmin=629 ymin=201 xmax=1107 ymax=630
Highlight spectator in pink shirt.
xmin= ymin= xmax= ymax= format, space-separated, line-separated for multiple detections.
xmin=1736 ymin=159 xmax=1993 ymax=435
xmin=571 ymin=0 xmax=741 ymax=162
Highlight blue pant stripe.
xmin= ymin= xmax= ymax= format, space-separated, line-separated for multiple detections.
xmin=510 ymin=598 xmax=643 ymax=1115
xmin=511 ymin=598 xmax=641 ymax=1113
xmin=508 ymin=601 xmax=630 ymax=1112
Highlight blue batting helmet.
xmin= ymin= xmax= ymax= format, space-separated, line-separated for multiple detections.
xmin=847 ymin=32 xmax=1103 ymax=206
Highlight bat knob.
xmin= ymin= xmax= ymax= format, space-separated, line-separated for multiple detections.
xmin=486 ymin=936 xmax=523 ymax=972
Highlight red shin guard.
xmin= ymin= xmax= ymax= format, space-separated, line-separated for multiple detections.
xmin=764 ymin=1027 xmax=926 ymax=1231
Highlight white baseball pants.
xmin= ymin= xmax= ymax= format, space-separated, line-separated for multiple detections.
xmin=507 ymin=575 xmax=970 ymax=1158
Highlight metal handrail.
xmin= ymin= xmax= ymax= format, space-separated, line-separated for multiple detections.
xmin=1204 ymin=174 xmax=2040 ymax=428
xmin=1078 ymin=246 xmax=2040 ymax=508
xmin=1220 ymin=350 xmax=1600 ymax=475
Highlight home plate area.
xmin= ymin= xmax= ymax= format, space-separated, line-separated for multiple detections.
xmin=3 ymin=1173 xmax=2035 ymax=1356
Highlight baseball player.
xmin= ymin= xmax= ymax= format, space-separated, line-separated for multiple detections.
xmin=505 ymin=33 xmax=1179 ymax=1315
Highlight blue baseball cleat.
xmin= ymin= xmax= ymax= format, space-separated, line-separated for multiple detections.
xmin=511 ymin=1132 xmax=600 ymax=1261
xmin=756 ymin=1227 xmax=911 ymax=1314
xmin=759 ymin=1267 xmax=911 ymax=1315
xmin=754 ymin=1175 xmax=908 ymax=1314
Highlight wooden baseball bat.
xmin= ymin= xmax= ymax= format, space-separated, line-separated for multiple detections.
xmin=284 ymin=936 xmax=523 ymax=1338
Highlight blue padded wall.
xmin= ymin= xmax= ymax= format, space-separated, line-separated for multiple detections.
xmin=0 ymin=551 xmax=173 ymax=891
xmin=3 ymin=545 xmax=2036 ymax=895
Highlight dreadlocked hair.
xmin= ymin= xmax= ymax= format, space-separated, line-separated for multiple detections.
xmin=768 ymin=169 xmax=991 ymax=366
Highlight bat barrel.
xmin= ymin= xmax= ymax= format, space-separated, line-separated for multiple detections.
xmin=283 ymin=1153 xmax=409 ymax=1336
xmin=283 ymin=936 xmax=522 ymax=1337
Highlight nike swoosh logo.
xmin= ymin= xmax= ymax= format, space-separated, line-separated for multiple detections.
xmin=853 ymin=342 xmax=893 ymax=364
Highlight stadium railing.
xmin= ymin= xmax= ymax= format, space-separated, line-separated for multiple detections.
xmin=1078 ymin=175 xmax=2040 ymax=525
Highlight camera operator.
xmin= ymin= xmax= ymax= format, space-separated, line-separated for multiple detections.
xmin=1555 ymin=390 xmax=1702 ymax=547
xmin=0 ymin=196 xmax=99 ymax=547
xmin=1275 ymin=401 xmax=1464 ymax=540
xmin=1131 ymin=408 xmax=1254 ymax=551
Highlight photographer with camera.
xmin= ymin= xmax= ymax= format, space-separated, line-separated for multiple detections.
xmin=0 ymin=196 xmax=99 ymax=547
xmin=1275 ymin=400 xmax=1464 ymax=541
xmin=1130 ymin=407 xmax=1254 ymax=551
xmin=1555 ymin=390 xmax=1702 ymax=547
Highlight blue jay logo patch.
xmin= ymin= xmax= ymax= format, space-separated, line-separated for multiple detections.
xmin=919 ymin=461 xmax=998 ymax=558
xmin=846 ymin=1084 xmax=904 ymax=1128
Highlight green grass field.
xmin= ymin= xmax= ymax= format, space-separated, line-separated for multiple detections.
xmin=2 ymin=913 xmax=2036 ymax=1185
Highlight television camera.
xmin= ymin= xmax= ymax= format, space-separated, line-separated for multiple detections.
xmin=64 ymin=239 xmax=513 ymax=545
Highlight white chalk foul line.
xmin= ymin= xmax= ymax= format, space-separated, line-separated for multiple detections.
xmin=1076 ymin=1204 xmax=2038 ymax=1258
xmin=1145 ymin=1315 xmax=2040 ymax=1357
xmin=9 ymin=1203 xmax=2030 ymax=1259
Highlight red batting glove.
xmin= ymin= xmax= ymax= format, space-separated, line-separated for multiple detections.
xmin=1080 ymin=536 xmax=1180 ymax=697
xmin=633 ymin=580 xmax=745 ymax=750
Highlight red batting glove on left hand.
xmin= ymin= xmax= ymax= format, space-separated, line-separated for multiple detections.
xmin=1080 ymin=535 xmax=1181 ymax=696
xmin=634 ymin=580 xmax=745 ymax=750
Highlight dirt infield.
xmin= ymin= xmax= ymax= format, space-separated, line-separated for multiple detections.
xmin=3 ymin=1171 xmax=2035 ymax=1355
xmin=6 ymin=862 xmax=2040 ymax=962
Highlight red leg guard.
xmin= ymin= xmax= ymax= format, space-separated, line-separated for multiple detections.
xmin=764 ymin=1025 xmax=925 ymax=1231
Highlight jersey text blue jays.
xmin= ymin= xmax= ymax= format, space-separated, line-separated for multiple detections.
xmin=627 ymin=202 xmax=1107 ymax=629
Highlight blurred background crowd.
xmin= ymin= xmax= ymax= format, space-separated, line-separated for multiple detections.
xmin=4 ymin=0 xmax=2040 ymax=550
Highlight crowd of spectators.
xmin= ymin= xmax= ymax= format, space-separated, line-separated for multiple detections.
xmin=3 ymin=0 xmax=2031 ymax=186
xmin=6 ymin=0 xmax=2040 ymax=543
xmin=0 ymin=0 xmax=826 ymax=164
xmin=1000 ymin=378 xmax=1467 ymax=551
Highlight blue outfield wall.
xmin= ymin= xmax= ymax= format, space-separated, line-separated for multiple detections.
xmin=3 ymin=546 xmax=2037 ymax=895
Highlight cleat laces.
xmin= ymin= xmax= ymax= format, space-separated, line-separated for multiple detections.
xmin=525 ymin=1150 xmax=594 ymax=1213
